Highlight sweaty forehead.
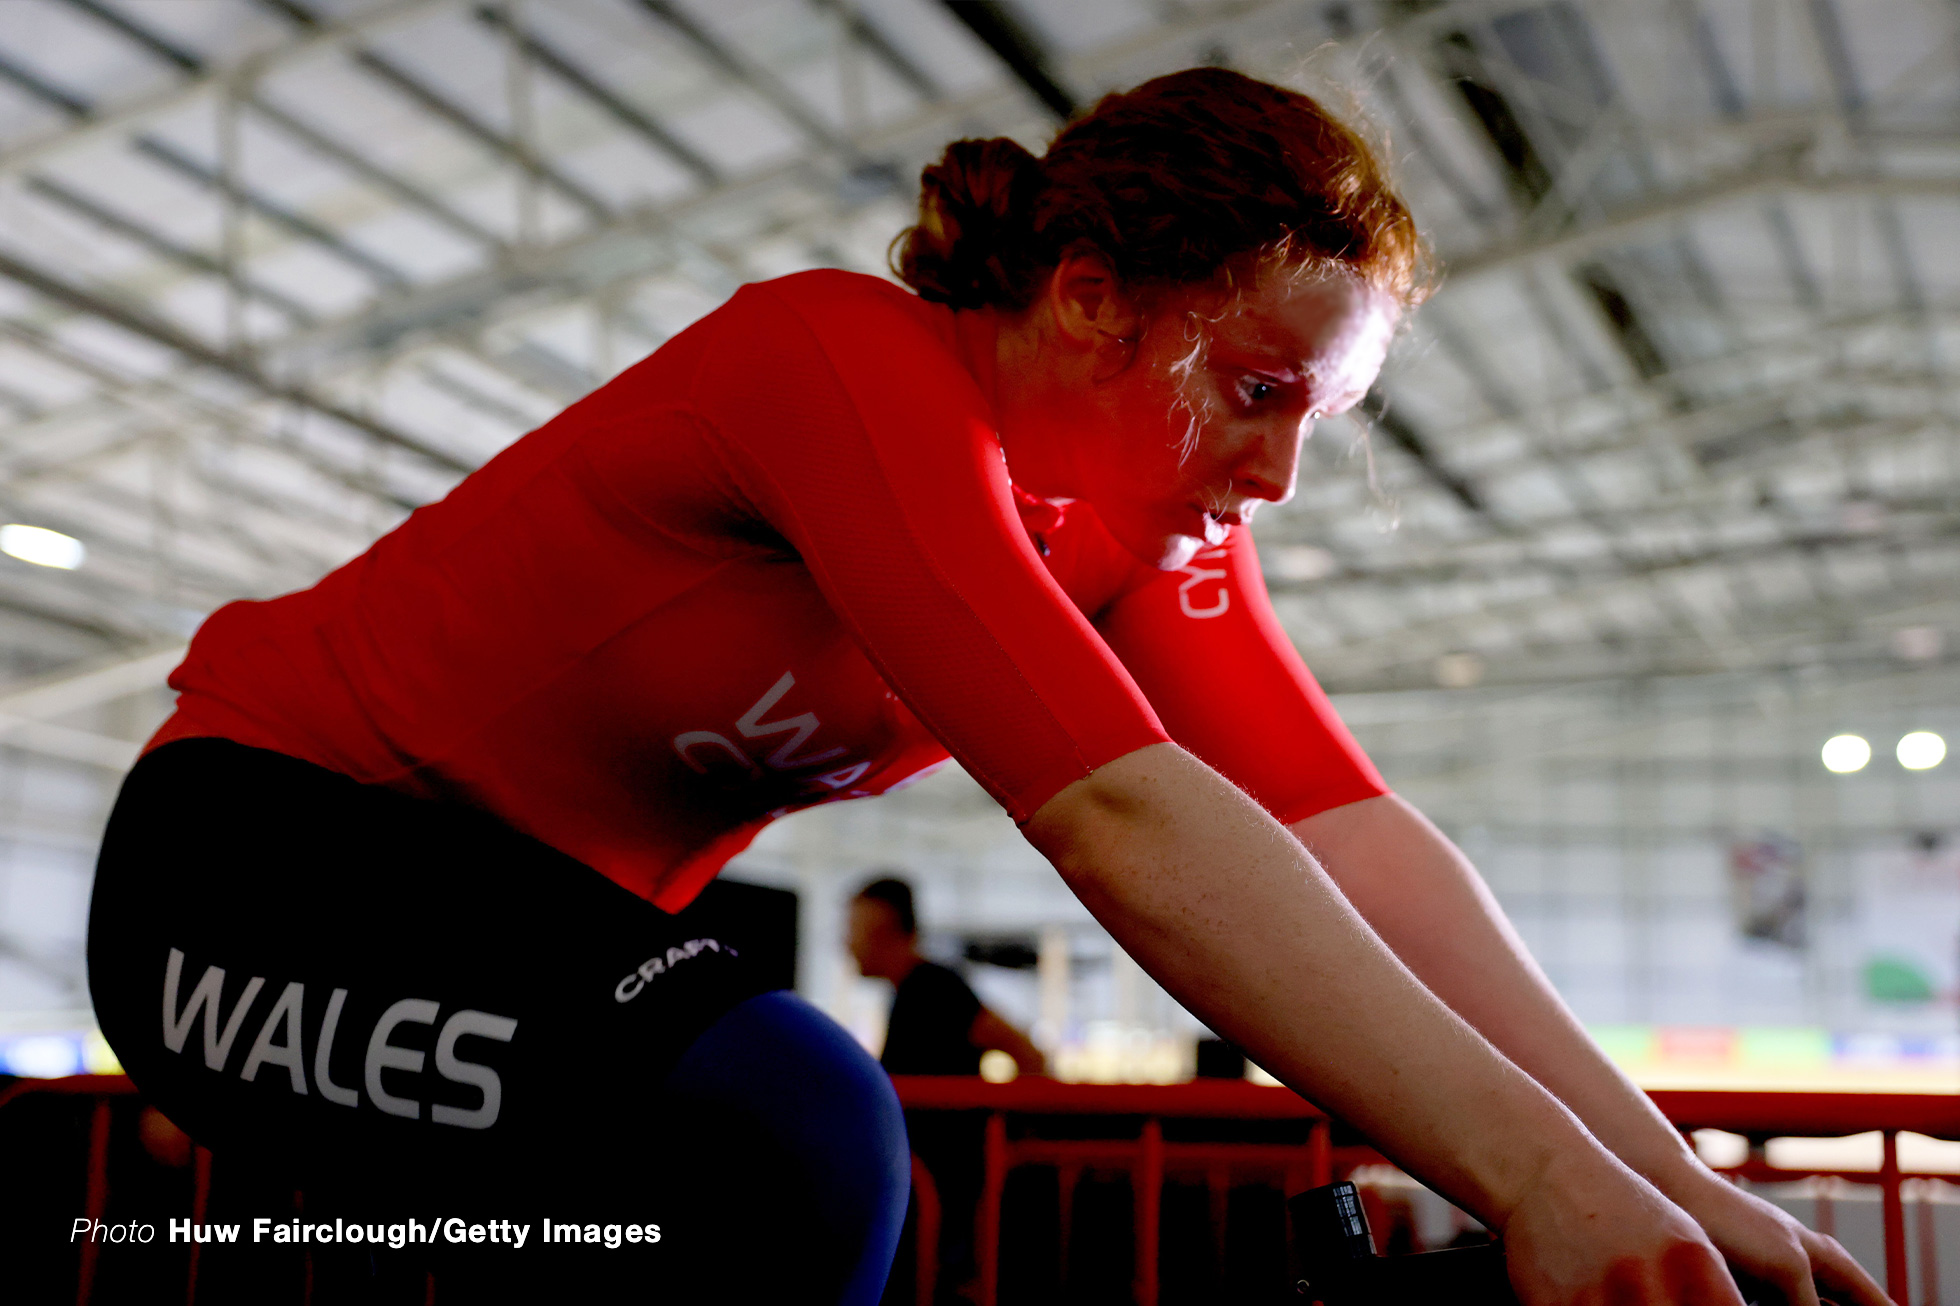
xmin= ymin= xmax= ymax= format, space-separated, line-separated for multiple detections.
xmin=1210 ymin=276 xmax=1396 ymax=380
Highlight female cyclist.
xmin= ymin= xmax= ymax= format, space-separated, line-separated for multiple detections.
xmin=89 ymin=68 xmax=1882 ymax=1305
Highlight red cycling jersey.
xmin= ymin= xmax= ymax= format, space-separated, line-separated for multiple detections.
xmin=151 ymin=271 xmax=1386 ymax=910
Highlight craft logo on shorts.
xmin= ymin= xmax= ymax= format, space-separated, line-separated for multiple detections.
xmin=613 ymin=937 xmax=732 ymax=1004
xmin=159 ymin=948 xmax=518 ymax=1129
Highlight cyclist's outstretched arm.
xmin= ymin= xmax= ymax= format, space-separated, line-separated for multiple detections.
xmin=1293 ymin=794 xmax=1886 ymax=1306
xmin=1026 ymin=742 xmax=1745 ymax=1306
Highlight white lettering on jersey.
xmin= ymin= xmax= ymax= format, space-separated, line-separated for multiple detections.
xmin=1175 ymin=548 xmax=1231 ymax=619
xmin=672 ymin=730 xmax=762 ymax=778
xmin=808 ymin=761 xmax=872 ymax=791
xmin=735 ymin=672 xmax=848 ymax=769
xmin=673 ymin=671 xmax=852 ymax=779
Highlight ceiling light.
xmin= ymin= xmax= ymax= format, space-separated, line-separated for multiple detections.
xmin=1821 ymin=735 xmax=1871 ymax=774
xmin=2 ymin=1034 xmax=82 ymax=1078
xmin=0 ymin=524 xmax=85 ymax=570
xmin=1898 ymin=732 xmax=1947 ymax=771
xmin=1891 ymin=627 xmax=1944 ymax=662
xmin=1434 ymin=652 xmax=1485 ymax=689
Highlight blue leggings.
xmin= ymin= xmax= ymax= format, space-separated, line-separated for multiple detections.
xmin=668 ymin=992 xmax=911 ymax=1304
xmin=89 ymin=739 xmax=912 ymax=1302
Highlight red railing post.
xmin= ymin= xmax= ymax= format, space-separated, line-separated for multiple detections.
xmin=1207 ymin=1164 xmax=1230 ymax=1276
xmin=296 ymin=1189 xmax=314 ymax=1306
xmin=75 ymin=1098 xmax=112 ymax=1306
xmin=1309 ymin=1117 xmax=1333 ymax=1187
xmin=976 ymin=1111 xmax=1006 ymax=1306
xmin=27 ymin=1073 xmax=1960 ymax=1306
xmin=1915 ymin=1180 xmax=1939 ymax=1306
xmin=1135 ymin=1118 xmax=1164 ymax=1306
xmin=1058 ymin=1160 xmax=1081 ymax=1285
xmin=909 ymin=1153 xmax=941 ymax=1306
xmin=186 ymin=1145 xmax=212 ymax=1306
xmin=1882 ymin=1130 xmax=1909 ymax=1303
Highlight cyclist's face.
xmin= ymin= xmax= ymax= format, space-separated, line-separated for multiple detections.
xmin=1075 ymin=269 xmax=1397 ymax=570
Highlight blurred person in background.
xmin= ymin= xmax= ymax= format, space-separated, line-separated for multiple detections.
xmin=848 ymin=874 xmax=1046 ymax=1078
xmin=849 ymin=873 xmax=1042 ymax=1304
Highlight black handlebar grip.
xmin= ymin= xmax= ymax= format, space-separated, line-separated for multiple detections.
xmin=1289 ymin=1181 xmax=1518 ymax=1306
xmin=1289 ymin=1181 xmax=1765 ymax=1306
xmin=1291 ymin=1181 xmax=1380 ymax=1276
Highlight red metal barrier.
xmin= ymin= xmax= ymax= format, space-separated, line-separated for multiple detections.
xmin=1 ymin=1074 xmax=951 ymax=1306
xmin=9 ymin=1073 xmax=1957 ymax=1304
xmin=892 ymin=1077 xmax=1960 ymax=1306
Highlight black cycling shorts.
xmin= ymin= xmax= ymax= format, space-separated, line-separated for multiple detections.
xmin=87 ymin=737 xmax=791 ymax=1292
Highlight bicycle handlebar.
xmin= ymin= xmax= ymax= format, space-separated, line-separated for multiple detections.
xmin=1289 ymin=1181 xmax=1767 ymax=1306
xmin=1289 ymin=1181 xmax=1516 ymax=1305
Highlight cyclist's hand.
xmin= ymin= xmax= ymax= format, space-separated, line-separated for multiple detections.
xmin=1502 ymin=1148 xmax=1746 ymax=1306
xmin=1663 ymin=1164 xmax=1888 ymax=1306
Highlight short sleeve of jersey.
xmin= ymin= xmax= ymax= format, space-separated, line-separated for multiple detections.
xmin=687 ymin=275 xmax=1170 ymax=824
xmin=1096 ymin=528 xmax=1388 ymax=826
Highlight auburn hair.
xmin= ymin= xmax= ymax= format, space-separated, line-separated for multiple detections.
xmin=893 ymin=67 xmax=1428 ymax=312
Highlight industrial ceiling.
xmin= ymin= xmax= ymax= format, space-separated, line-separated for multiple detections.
xmin=0 ymin=0 xmax=1953 ymax=750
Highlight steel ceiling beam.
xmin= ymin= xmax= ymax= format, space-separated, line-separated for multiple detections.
xmin=0 ymin=533 xmax=196 ymax=641
xmin=61 ymin=0 xmax=203 ymax=71
xmin=212 ymin=0 xmax=1328 ymax=378
xmin=1438 ymin=372 xmax=1955 ymax=483
xmin=240 ymin=92 xmax=505 ymax=253
xmin=0 ymin=0 xmax=456 ymax=177
xmin=1801 ymin=0 xmax=1931 ymax=317
xmin=1359 ymin=391 xmax=1494 ymax=519
xmin=0 ymin=0 xmax=1951 ymax=700
xmin=0 ymin=0 xmax=1306 ymax=182
xmin=256 ymin=168 xmax=801 ymax=376
xmin=470 ymin=4 xmax=720 ymax=187
xmin=939 ymin=1 xmax=1076 ymax=120
xmin=0 ymin=246 xmax=472 ymax=474
xmin=130 ymin=135 xmax=414 ymax=291
xmin=0 ymin=3 xmax=587 ymax=494
xmin=0 ymin=714 xmax=141 ymax=770
xmin=0 ymin=643 xmax=185 ymax=719
xmin=1418 ymin=303 xmax=1960 ymax=446
xmin=0 ymin=463 xmax=322 ymax=609
xmin=1296 ymin=523 xmax=1960 ymax=670
xmin=21 ymin=174 xmax=319 ymax=325
xmin=238 ymin=0 xmax=506 ymax=251
xmin=0 ymin=587 xmax=142 ymax=646
xmin=0 ymin=318 xmax=422 ymax=517
xmin=1447 ymin=156 xmax=1960 ymax=283
xmin=1278 ymin=487 xmax=1960 ymax=597
xmin=22 ymin=17 xmax=564 ymax=314
xmin=348 ymin=48 xmax=613 ymax=224
xmin=0 ymin=19 xmax=421 ymax=297
xmin=0 ymin=46 xmax=94 ymax=117
xmin=632 ymin=0 xmax=856 ymax=157
xmin=811 ymin=0 xmax=944 ymax=104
